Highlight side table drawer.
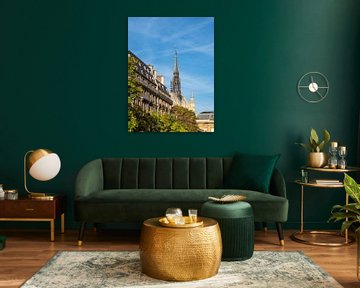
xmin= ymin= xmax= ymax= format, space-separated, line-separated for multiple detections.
xmin=2 ymin=201 xmax=55 ymax=218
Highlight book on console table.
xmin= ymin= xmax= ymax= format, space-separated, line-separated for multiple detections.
xmin=314 ymin=179 xmax=341 ymax=185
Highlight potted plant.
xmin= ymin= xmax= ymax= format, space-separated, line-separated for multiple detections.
xmin=329 ymin=173 xmax=360 ymax=279
xmin=296 ymin=128 xmax=330 ymax=167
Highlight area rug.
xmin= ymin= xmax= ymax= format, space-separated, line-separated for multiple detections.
xmin=21 ymin=251 xmax=342 ymax=288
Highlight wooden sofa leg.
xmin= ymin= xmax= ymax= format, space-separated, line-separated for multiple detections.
xmin=276 ymin=222 xmax=285 ymax=246
xmin=262 ymin=222 xmax=268 ymax=232
xmin=77 ymin=222 xmax=86 ymax=246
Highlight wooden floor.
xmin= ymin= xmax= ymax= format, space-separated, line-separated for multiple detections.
xmin=0 ymin=228 xmax=358 ymax=288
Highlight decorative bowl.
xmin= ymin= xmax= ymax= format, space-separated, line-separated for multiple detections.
xmin=208 ymin=194 xmax=246 ymax=203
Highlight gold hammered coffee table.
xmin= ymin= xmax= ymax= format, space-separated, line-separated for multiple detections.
xmin=139 ymin=217 xmax=222 ymax=281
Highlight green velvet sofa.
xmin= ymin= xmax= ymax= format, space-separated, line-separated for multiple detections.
xmin=74 ymin=157 xmax=288 ymax=245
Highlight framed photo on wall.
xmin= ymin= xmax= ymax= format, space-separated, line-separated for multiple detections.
xmin=128 ymin=17 xmax=214 ymax=132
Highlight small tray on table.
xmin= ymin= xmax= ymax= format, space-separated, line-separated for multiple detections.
xmin=159 ymin=216 xmax=203 ymax=228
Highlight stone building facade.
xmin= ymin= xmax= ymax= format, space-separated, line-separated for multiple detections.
xmin=196 ymin=111 xmax=214 ymax=132
xmin=128 ymin=50 xmax=173 ymax=114
xmin=128 ymin=50 xmax=195 ymax=114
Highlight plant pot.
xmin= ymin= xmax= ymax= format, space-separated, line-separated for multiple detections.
xmin=307 ymin=152 xmax=328 ymax=168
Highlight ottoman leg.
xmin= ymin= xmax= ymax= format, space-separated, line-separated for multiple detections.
xmin=0 ymin=236 xmax=6 ymax=250
xmin=77 ymin=222 xmax=86 ymax=246
xmin=276 ymin=222 xmax=284 ymax=246
xmin=93 ymin=223 xmax=98 ymax=233
xmin=262 ymin=222 xmax=268 ymax=232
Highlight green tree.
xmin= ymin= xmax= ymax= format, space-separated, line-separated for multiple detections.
xmin=128 ymin=54 xmax=143 ymax=132
xmin=128 ymin=54 xmax=142 ymax=102
xmin=171 ymin=105 xmax=199 ymax=132
xmin=157 ymin=113 xmax=185 ymax=132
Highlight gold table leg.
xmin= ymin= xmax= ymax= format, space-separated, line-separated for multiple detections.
xmin=61 ymin=213 xmax=65 ymax=234
xmin=50 ymin=219 xmax=55 ymax=242
xmin=300 ymin=185 xmax=304 ymax=233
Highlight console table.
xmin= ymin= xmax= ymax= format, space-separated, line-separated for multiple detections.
xmin=291 ymin=166 xmax=359 ymax=246
xmin=0 ymin=195 xmax=65 ymax=241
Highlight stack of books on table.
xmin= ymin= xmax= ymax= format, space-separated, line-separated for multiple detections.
xmin=314 ymin=179 xmax=341 ymax=185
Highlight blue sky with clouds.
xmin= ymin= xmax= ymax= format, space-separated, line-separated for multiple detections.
xmin=128 ymin=17 xmax=214 ymax=114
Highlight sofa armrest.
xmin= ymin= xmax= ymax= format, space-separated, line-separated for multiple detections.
xmin=269 ymin=168 xmax=287 ymax=198
xmin=75 ymin=159 xmax=104 ymax=199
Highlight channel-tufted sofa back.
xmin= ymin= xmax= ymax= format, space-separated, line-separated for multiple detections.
xmin=75 ymin=157 xmax=285 ymax=199
xmin=102 ymin=157 xmax=233 ymax=190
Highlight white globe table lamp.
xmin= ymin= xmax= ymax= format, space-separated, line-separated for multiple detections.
xmin=24 ymin=149 xmax=61 ymax=199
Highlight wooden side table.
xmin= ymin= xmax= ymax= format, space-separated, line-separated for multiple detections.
xmin=0 ymin=195 xmax=66 ymax=241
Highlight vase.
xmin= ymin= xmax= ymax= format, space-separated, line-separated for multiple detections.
xmin=308 ymin=152 xmax=328 ymax=168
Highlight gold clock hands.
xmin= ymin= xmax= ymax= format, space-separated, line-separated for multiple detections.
xmin=310 ymin=76 xmax=317 ymax=91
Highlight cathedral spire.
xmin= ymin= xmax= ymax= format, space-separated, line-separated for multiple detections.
xmin=170 ymin=49 xmax=181 ymax=96
xmin=174 ymin=49 xmax=179 ymax=74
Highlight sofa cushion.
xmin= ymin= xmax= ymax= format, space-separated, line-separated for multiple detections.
xmin=75 ymin=188 xmax=288 ymax=222
xmin=223 ymin=153 xmax=280 ymax=193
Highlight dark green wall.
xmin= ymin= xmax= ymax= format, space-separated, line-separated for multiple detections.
xmin=1 ymin=0 xmax=359 ymax=230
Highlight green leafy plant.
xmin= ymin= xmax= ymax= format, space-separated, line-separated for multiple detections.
xmin=296 ymin=128 xmax=331 ymax=152
xmin=329 ymin=173 xmax=360 ymax=233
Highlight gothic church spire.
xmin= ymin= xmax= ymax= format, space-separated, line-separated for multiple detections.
xmin=174 ymin=49 xmax=179 ymax=74
xmin=170 ymin=50 xmax=181 ymax=96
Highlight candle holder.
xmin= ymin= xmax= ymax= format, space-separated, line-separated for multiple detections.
xmin=301 ymin=169 xmax=309 ymax=183
xmin=337 ymin=146 xmax=347 ymax=169
xmin=328 ymin=142 xmax=338 ymax=169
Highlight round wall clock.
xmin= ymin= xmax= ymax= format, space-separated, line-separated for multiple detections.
xmin=297 ymin=72 xmax=329 ymax=103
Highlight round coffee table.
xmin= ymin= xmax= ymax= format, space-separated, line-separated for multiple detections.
xmin=139 ymin=217 xmax=222 ymax=281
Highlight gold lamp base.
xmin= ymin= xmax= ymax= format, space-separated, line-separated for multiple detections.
xmin=28 ymin=192 xmax=55 ymax=200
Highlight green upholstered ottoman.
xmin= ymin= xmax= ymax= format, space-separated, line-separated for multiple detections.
xmin=201 ymin=201 xmax=254 ymax=261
